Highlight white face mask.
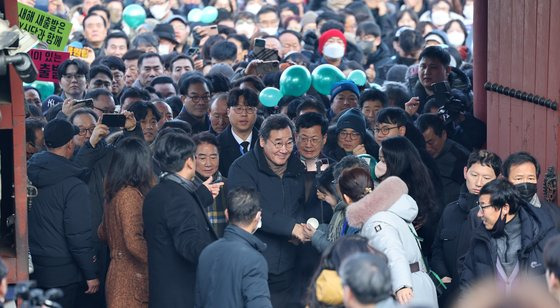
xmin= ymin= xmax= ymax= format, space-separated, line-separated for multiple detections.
xmin=261 ymin=27 xmax=279 ymax=36
xmin=323 ymin=43 xmax=345 ymax=59
xmin=253 ymin=218 xmax=262 ymax=233
xmin=158 ymin=44 xmax=170 ymax=55
xmin=237 ymin=24 xmax=256 ymax=38
xmin=374 ymin=161 xmax=387 ymax=179
xmin=245 ymin=4 xmax=262 ymax=15
xmin=431 ymin=10 xmax=450 ymax=26
xmin=447 ymin=32 xmax=465 ymax=47
xmin=150 ymin=3 xmax=168 ymax=20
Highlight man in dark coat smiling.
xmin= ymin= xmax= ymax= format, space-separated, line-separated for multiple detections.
xmin=228 ymin=114 xmax=307 ymax=307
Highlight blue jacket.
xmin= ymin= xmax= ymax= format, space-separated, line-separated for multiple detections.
xmin=196 ymin=225 xmax=272 ymax=308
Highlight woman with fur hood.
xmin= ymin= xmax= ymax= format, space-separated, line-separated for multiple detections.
xmin=342 ymin=167 xmax=438 ymax=307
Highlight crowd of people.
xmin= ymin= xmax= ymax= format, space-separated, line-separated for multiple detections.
xmin=17 ymin=0 xmax=560 ymax=307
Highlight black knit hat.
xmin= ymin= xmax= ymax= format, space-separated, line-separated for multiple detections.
xmin=44 ymin=119 xmax=80 ymax=148
xmin=336 ymin=108 xmax=367 ymax=139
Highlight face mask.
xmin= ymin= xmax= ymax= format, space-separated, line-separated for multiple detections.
xmin=344 ymin=32 xmax=356 ymax=42
xmin=357 ymin=40 xmax=374 ymax=54
xmin=489 ymin=208 xmax=507 ymax=238
xmin=253 ymin=218 xmax=262 ymax=233
xmin=150 ymin=3 xmax=168 ymax=20
xmin=158 ymin=44 xmax=170 ymax=55
xmin=237 ymin=24 xmax=256 ymax=38
xmin=260 ymin=27 xmax=279 ymax=36
xmin=463 ymin=4 xmax=474 ymax=20
xmin=515 ymin=182 xmax=537 ymax=203
xmin=447 ymin=32 xmax=465 ymax=47
xmin=323 ymin=43 xmax=345 ymax=59
xmin=431 ymin=10 xmax=450 ymax=26
xmin=374 ymin=161 xmax=387 ymax=179
xmin=245 ymin=4 xmax=262 ymax=15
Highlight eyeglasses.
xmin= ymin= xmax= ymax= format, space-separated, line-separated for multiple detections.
xmin=63 ymin=73 xmax=85 ymax=81
xmin=187 ymin=94 xmax=211 ymax=102
xmin=113 ymin=73 xmax=124 ymax=81
xmin=476 ymin=201 xmax=493 ymax=212
xmin=373 ymin=126 xmax=400 ymax=136
xmin=270 ymin=140 xmax=294 ymax=150
xmin=231 ymin=106 xmax=257 ymax=114
xmin=78 ymin=127 xmax=95 ymax=136
xmin=298 ymin=136 xmax=322 ymax=145
xmin=339 ymin=131 xmax=361 ymax=140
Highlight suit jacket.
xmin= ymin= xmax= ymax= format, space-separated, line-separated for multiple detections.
xmin=217 ymin=126 xmax=259 ymax=177
xmin=143 ymin=176 xmax=218 ymax=308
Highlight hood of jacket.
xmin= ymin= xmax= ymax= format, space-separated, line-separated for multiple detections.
xmin=27 ymin=151 xmax=88 ymax=188
xmin=346 ymin=176 xmax=409 ymax=228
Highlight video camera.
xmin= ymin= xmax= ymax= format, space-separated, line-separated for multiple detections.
xmin=432 ymin=81 xmax=466 ymax=123
xmin=15 ymin=281 xmax=63 ymax=308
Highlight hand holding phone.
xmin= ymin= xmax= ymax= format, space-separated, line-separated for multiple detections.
xmin=101 ymin=114 xmax=126 ymax=127
xmin=255 ymin=60 xmax=279 ymax=75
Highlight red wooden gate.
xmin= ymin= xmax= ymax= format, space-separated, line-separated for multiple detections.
xmin=474 ymin=0 xmax=560 ymax=200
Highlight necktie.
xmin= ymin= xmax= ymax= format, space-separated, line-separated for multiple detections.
xmin=240 ymin=141 xmax=250 ymax=154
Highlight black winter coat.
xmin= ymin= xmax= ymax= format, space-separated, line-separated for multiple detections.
xmin=27 ymin=151 xmax=97 ymax=288
xmin=228 ymin=144 xmax=306 ymax=275
xmin=460 ymin=203 xmax=558 ymax=289
xmin=143 ymin=176 xmax=218 ymax=308
xmin=431 ymin=185 xmax=478 ymax=302
xmin=195 ymin=225 xmax=272 ymax=308
xmin=217 ymin=126 xmax=259 ymax=177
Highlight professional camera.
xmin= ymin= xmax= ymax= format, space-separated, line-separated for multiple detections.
xmin=15 ymin=281 xmax=63 ymax=308
xmin=432 ymin=81 xmax=466 ymax=123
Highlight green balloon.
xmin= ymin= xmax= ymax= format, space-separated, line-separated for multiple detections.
xmin=187 ymin=8 xmax=203 ymax=22
xmin=259 ymin=87 xmax=283 ymax=107
xmin=200 ymin=6 xmax=218 ymax=24
xmin=347 ymin=69 xmax=367 ymax=86
xmin=122 ymin=4 xmax=146 ymax=29
xmin=24 ymin=81 xmax=54 ymax=101
xmin=279 ymin=65 xmax=312 ymax=96
xmin=311 ymin=64 xmax=346 ymax=95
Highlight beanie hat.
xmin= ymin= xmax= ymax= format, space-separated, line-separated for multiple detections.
xmin=330 ymin=80 xmax=360 ymax=101
xmin=336 ymin=108 xmax=367 ymax=139
xmin=318 ymin=29 xmax=347 ymax=55
xmin=44 ymin=119 xmax=80 ymax=148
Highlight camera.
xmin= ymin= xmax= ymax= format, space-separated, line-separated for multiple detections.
xmin=15 ymin=281 xmax=63 ymax=308
xmin=432 ymin=81 xmax=465 ymax=123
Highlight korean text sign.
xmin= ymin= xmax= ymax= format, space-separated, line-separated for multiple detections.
xmin=28 ymin=49 xmax=70 ymax=82
xmin=18 ymin=3 xmax=72 ymax=51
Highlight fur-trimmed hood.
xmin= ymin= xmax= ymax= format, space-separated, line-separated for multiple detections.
xmin=346 ymin=176 xmax=411 ymax=228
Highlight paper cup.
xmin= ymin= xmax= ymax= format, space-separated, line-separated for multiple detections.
xmin=307 ymin=218 xmax=319 ymax=229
